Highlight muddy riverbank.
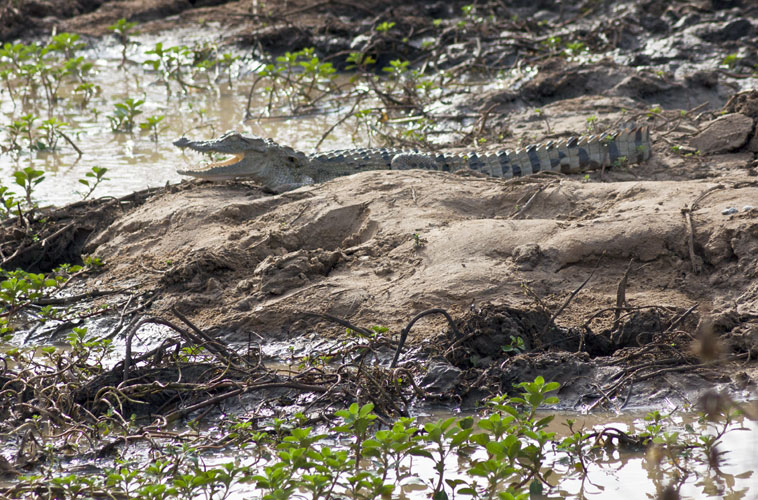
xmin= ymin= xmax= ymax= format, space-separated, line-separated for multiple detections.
xmin=0 ymin=1 xmax=757 ymax=497
xmin=2 ymin=0 xmax=757 ymax=410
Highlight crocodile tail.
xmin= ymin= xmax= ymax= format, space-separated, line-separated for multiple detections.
xmin=455 ymin=125 xmax=651 ymax=179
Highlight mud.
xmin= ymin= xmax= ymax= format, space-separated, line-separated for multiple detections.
xmin=2 ymin=0 xmax=757 ymax=410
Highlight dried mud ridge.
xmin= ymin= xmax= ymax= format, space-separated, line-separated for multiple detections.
xmin=1 ymin=0 xmax=757 ymax=417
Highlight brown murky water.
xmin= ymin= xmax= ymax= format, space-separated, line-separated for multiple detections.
xmin=0 ymin=31 xmax=361 ymax=206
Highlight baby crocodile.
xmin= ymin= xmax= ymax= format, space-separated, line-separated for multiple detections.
xmin=174 ymin=126 xmax=651 ymax=192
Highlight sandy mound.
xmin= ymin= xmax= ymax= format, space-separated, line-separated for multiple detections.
xmin=85 ymin=157 xmax=758 ymax=344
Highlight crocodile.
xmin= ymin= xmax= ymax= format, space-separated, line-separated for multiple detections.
xmin=174 ymin=125 xmax=651 ymax=192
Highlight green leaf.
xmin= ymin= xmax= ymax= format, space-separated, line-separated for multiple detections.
xmin=529 ymin=479 xmax=543 ymax=495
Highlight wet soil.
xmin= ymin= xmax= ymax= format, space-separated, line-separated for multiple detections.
xmin=2 ymin=0 xmax=758 ymax=411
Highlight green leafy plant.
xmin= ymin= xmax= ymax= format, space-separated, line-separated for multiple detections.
xmin=66 ymin=326 xmax=114 ymax=362
xmin=0 ymin=185 xmax=17 ymax=218
xmin=140 ymin=115 xmax=166 ymax=142
xmin=9 ymin=113 xmax=41 ymax=150
xmin=345 ymin=52 xmax=376 ymax=73
xmin=107 ymin=18 xmax=139 ymax=67
xmin=334 ymin=403 xmax=378 ymax=476
xmin=217 ymin=52 xmax=240 ymax=87
xmin=251 ymin=47 xmax=338 ymax=115
xmin=79 ymin=166 xmax=109 ymax=200
xmin=73 ymin=81 xmax=99 ymax=107
xmin=565 ymin=41 xmax=588 ymax=56
xmin=501 ymin=335 xmax=525 ymax=354
xmin=721 ymin=53 xmax=739 ymax=68
xmin=585 ymin=114 xmax=598 ymax=132
xmin=535 ymin=108 xmax=551 ymax=134
xmin=382 ymin=59 xmax=409 ymax=79
xmin=107 ymin=97 xmax=144 ymax=132
xmin=13 ymin=166 xmax=44 ymax=205
xmin=37 ymin=117 xmax=69 ymax=150
xmin=0 ymin=267 xmax=70 ymax=322
xmin=144 ymin=42 xmax=199 ymax=93
xmin=46 ymin=32 xmax=85 ymax=59
xmin=418 ymin=416 xmax=473 ymax=498
xmin=375 ymin=21 xmax=396 ymax=33
xmin=541 ymin=36 xmax=562 ymax=54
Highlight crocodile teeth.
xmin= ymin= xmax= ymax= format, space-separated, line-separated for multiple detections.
xmin=179 ymin=152 xmax=246 ymax=173
xmin=205 ymin=153 xmax=245 ymax=169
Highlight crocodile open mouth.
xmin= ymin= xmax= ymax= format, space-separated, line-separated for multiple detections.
xmin=178 ymin=149 xmax=246 ymax=173
xmin=200 ymin=152 xmax=245 ymax=170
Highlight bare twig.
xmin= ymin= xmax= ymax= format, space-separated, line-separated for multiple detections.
xmin=303 ymin=311 xmax=374 ymax=337
xmin=663 ymin=303 xmax=699 ymax=334
xmin=611 ymin=259 xmax=634 ymax=339
xmin=391 ymin=308 xmax=461 ymax=368
xmin=546 ymin=252 xmax=605 ymax=351
xmin=681 ymin=184 xmax=724 ymax=274
xmin=57 ymin=130 xmax=82 ymax=156
xmin=511 ymin=183 xmax=550 ymax=219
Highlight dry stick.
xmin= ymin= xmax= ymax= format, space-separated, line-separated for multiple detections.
xmin=613 ymin=259 xmax=633 ymax=323
xmin=510 ymin=182 xmax=551 ymax=219
xmin=390 ymin=308 xmax=461 ymax=368
xmin=682 ymin=208 xmax=700 ymax=274
xmin=244 ymin=74 xmax=264 ymax=120
xmin=608 ymin=342 xmax=672 ymax=366
xmin=619 ymin=381 xmax=635 ymax=410
xmin=171 ymin=307 xmax=247 ymax=367
xmin=591 ymin=383 xmax=616 ymax=410
xmin=164 ymin=381 xmax=328 ymax=424
xmin=121 ymin=315 xmax=235 ymax=382
xmin=475 ymin=103 xmax=499 ymax=138
xmin=359 ymin=369 xmax=408 ymax=417
xmin=122 ymin=317 xmax=150 ymax=383
xmin=303 ymin=311 xmax=374 ymax=337
xmin=314 ymin=92 xmax=366 ymax=150
xmin=394 ymin=366 xmax=430 ymax=399
xmin=717 ymin=69 xmax=755 ymax=79
xmin=681 ymin=184 xmax=724 ymax=274
xmin=104 ymin=293 xmax=151 ymax=340
xmin=582 ymin=304 xmax=672 ymax=330
xmin=15 ymin=202 xmax=31 ymax=232
xmin=611 ymin=259 xmax=634 ymax=340
xmin=1 ymin=220 xmax=76 ymax=267
xmin=588 ymin=353 xmax=749 ymax=412
xmin=33 ymin=289 xmax=127 ymax=306
xmin=444 ymin=330 xmax=479 ymax=356
xmin=546 ymin=252 xmax=605 ymax=352
xmin=663 ymin=303 xmax=699 ymax=334
xmin=57 ymin=130 xmax=82 ymax=156
xmin=301 ymin=373 xmax=344 ymax=414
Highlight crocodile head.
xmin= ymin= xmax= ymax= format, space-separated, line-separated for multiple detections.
xmin=174 ymin=131 xmax=309 ymax=191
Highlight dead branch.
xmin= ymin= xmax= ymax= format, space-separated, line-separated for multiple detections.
xmin=391 ymin=308 xmax=461 ymax=368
